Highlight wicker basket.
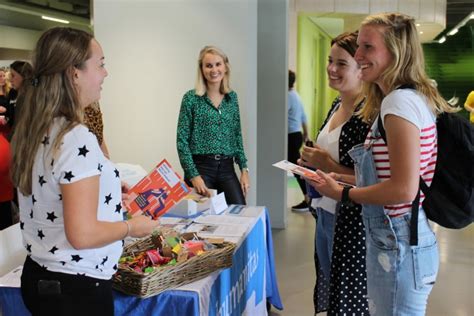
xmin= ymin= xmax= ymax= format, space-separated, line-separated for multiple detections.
xmin=112 ymin=235 xmax=236 ymax=298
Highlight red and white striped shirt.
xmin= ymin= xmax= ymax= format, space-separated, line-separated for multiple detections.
xmin=364 ymin=89 xmax=437 ymax=217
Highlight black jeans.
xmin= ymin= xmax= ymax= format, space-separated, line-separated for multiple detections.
xmin=21 ymin=256 xmax=114 ymax=316
xmin=288 ymin=132 xmax=307 ymax=195
xmin=189 ymin=155 xmax=246 ymax=205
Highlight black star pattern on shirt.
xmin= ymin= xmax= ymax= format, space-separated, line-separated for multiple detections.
xmin=47 ymin=212 xmax=58 ymax=223
xmin=32 ymin=195 xmax=37 ymax=204
xmin=50 ymin=159 xmax=55 ymax=167
xmin=37 ymin=229 xmax=45 ymax=240
xmin=20 ymin=221 xmax=24 ymax=230
xmin=78 ymin=145 xmax=89 ymax=157
xmin=26 ymin=244 xmax=32 ymax=252
xmin=113 ymin=264 xmax=118 ymax=271
xmin=101 ymin=256 xmax=108 ymax=266
xmin=38 ymin=175 xmax=47 ymax=186
xmin=98 ymin=163 xmax=103 ymax=172
xmin=49 ymin=246 xmax=58 ymax=254
xmin=121 ymin=240 xmax=125 ymax=247
xmin=64 ymin=171 xmax=75 ymax=182
xmin=29 ymin=209 xmax=33 ymax=219
xmin=60 ymin=261 xmax=66 ymax=266
xmin=71 ymin=255 xmax=83 ymax=262
xmin=59 ymin=194 xmax=62 ymax=201
xmin=104 ymin=193 xmax=112 ymax=205
xmin=115 ymin=203 xmax=122 ymax=214
xmin=41 ymin=136 xmax=50 ymax=145
xmin=114 ymin=168 xmax=120 ymax=178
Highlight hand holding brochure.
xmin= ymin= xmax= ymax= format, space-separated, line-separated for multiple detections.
xmin=272 ymin=160 xmax=355 ymax=187
xmin=124 ymin=159 xmax=191 ymax=219
xmin=272 ymin=160 xmax=323 ymax=182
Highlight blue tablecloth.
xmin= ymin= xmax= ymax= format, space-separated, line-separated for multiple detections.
xmin=0 ymin=208 xmax=282 ymax=315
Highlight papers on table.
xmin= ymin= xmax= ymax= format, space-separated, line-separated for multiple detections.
xmin=0 ymin=266 xmax=22 ymax=288
xmin=159 ymin=212 xmax=253 ymax=239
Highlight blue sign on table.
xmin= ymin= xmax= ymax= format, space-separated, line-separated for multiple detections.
xmin=208 ymin=217 xmax=265 ymax=316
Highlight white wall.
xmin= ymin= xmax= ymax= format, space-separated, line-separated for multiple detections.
xmin=94 ymin=0 xmax=258 ymax=205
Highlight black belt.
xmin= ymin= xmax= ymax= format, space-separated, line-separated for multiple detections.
xmin=193 ymin=154 xmax=234 ymax=161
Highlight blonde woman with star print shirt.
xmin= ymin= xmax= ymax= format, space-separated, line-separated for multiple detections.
xmin=11 ymin=27 xmax=158 ymax=316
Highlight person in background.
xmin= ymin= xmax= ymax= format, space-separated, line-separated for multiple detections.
xmin=464 ymin=90 xmax=474 ymax=123
xmin=11 ymin=27 xmax=158 ymax=315
xmin=0 ymin=68 xmax=9 ymax=104
xmin=6 ymin=61 xmax=33 ymax=128
xmin=287 ymin=70 xmax=310 ymax=212
xmin=177 ymin=45 xmax=249 ymax=205
xmin=311 ymin=13 xmax=454 ymax=315
xmin=300 ymin=31 xmax=370 ymax=315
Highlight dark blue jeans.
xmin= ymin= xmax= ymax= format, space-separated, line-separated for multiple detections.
xmin=190 ymin=155 xmax=246 ymax=205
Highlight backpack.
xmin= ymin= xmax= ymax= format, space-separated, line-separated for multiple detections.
xmin=377 ymin=87 xmax=474 ymax=245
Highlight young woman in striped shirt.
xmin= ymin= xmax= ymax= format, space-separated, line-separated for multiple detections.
xmin=310 ymin=13 xmax=454 ymax=315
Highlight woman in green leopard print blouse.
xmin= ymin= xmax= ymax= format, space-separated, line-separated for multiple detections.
xmin=176 ymin=46 xmax=249 ymax=205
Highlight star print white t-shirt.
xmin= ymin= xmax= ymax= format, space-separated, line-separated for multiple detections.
xmin=18 ymin=117 xmax=124 ymax=280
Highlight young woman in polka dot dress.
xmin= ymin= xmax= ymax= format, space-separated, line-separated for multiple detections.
xmin=300 ymin=31 xmax=370 ymax=315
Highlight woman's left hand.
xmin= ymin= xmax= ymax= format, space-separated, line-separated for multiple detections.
xmin=307 ymin=170 xmax=344 ymax=201
xmin=240 ymin=170 xmax=250 ymax=197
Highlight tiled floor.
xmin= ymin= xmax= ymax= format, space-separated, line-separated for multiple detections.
xmin=269 ymin=177 xmax=474 ymax=316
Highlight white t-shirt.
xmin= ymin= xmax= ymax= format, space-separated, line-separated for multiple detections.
xmin=311 ymin=113 xmax=344 ymax=214
xmin=18 ymin=118 xmax=123 ymax=279
xmin=364 ymin=89 xmax=437 ymax=216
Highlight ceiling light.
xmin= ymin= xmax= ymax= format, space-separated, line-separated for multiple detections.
xmin=447 ymin=28 xmax=458 ymax=36
xmin=416 ymin=23 xmax=421 ymax=27
xmin=419 ymin=31 xmax=424 ymax=34
xmin=41 ymin=15 xmax=70 ymax=24
xmin=438 ymin=36 xmax=446 ymax=44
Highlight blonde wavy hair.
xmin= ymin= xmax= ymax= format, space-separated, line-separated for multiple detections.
xmin=358 ymin=13 xmax=456 ymax=123
xmin=11 ymin=27 xmax=93 ymax=195
xmin=195 ymin=45 xmax=231 ymax=96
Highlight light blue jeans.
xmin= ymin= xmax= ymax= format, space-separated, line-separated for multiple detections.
xmin=349 ymin=143 xmax=439 ymax=316
xmin=315 ymin=208 xmax=335 ymax=279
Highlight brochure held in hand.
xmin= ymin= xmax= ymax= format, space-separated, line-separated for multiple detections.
xmin=124 ymin=159 xmax=191 ymax=219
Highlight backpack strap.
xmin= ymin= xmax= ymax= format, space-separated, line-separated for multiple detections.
xmin=377 ymin=114 xmax=422 ymax=246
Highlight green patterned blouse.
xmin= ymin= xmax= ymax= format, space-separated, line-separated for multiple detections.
xmin=176 ymin=89 xmax=248 ymax=179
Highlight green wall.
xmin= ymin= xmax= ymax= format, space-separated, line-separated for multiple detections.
xmin=297 ymin=15 xmax=339 ymax=139
xmin=423 ymin=23 xmax=473 ymax=119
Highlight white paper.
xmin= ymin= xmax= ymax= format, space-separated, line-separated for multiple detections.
xmin=0 ymin=265 xmax=22 ymax=288
xmin=184 ymin=223 xmax=248 ymax=237
xmin=194 ymin=214 xmax=253 ymax=226
xmin=209 ymin=192 xmax=228 ymax=215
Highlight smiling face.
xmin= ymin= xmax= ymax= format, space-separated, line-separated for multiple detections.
xmin=201 ymin=53 xmax=227 ymax=86
xmin=327 ymin=44 xmax=361 ymax=94
xmin=74 ymin=39 xmax=108 ymax=107
xmin=355 ymin=25 xmax=393 ymax=93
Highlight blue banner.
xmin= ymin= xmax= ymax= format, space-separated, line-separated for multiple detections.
xmin=208 ymin=217 xmax=265 ymax=316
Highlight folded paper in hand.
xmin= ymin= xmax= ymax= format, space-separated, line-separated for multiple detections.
xmin=124 ymin=159 xmax=191 ymax=219
xmin=272 ymin=160 xmax=323 ymax=181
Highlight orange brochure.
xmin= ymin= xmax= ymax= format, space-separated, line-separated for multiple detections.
xmin=124 ymin=159 xmax=191 ymax=219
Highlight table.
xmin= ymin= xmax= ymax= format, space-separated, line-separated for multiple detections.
xmin=0 ymin=207 xmax=282 ymax=316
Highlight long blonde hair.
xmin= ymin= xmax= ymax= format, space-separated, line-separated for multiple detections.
xmin=195 ymin=45 xmax=231 ymax=96
xmin=11 ymin=27 xmax=93 ymax=195
xmin=358 ymin=13 xmax=456 ymax=122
